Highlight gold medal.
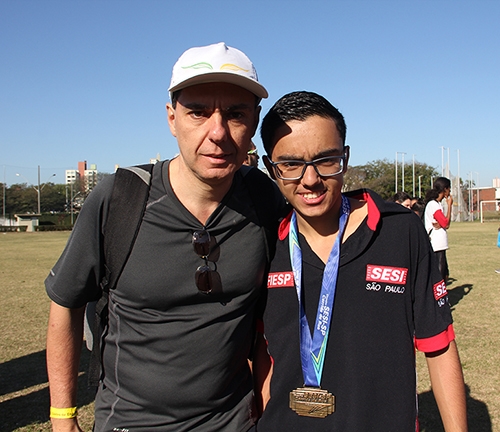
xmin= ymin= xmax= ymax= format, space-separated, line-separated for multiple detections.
xmin=289 ymin=387 xmax=335 ymax=418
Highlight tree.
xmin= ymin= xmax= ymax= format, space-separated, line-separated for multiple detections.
xmin=41 ymin=183 xmax=67 ymax=212
xmin=6 ymin=183 xmax=36 ymax=214
xmin=344 ymin=159 xmax=438 ymax=200
xmin=4 ymin=182 xmax=70 ymax=216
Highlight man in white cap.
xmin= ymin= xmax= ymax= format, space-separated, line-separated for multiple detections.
xmin=46 ymin=42 xmax=285 ymax=431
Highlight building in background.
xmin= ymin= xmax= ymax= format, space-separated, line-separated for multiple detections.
xmin=65 ymin=161 xmax=98 ymax=193
xmin=65 ymin=169 xmax=79 ymax=185
xmin=113 ymin=154 xmax=162 ymax=173
xmin=84 ymin=164 xmax=98 ymax=192
xmin=150 ymin=153 xmax=161 ymax=165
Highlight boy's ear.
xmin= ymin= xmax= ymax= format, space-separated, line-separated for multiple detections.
xmin=342 ymin=146 xmax=350 ymax=173
xmin=263 ymin=156 xmax=277 ymax=180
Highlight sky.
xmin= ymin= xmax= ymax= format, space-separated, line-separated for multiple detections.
xmin=1 ymin=0 xmax=499 ymax=190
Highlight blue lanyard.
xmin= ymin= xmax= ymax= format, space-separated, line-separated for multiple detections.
xmin=289 ymin=195 xmax=350 ymax=387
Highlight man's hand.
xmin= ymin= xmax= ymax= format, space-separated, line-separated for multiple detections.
xmin=51 ymin=418 xmax=83 ymax=432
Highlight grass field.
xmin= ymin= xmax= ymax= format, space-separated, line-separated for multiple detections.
xmin=0 ymin=224 xmax=499 ymax=431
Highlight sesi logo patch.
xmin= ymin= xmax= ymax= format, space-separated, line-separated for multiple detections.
xmin=366 ymin=264 xmax=408 ymax=285
xmin=268 ymin=272 xmax=295 ymax=288
xmin=433 ymin=280 xmax=447 ymax=300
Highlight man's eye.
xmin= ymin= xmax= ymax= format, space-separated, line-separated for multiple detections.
xmin=190 ymin=111 xmax=206 ymax=118
xmin=226 ymin=111 xmax=244 ymax=120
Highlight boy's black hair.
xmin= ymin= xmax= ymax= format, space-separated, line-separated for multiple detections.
xmin=260 ymin=91 xmax=346 ymax=155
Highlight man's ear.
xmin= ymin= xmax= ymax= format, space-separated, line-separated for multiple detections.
xmin=252 ymin=105 xmax=261 ymax=136
xmin=166 ymin=103 xmax=177 ymax=137
xmin=263 ymin=156 xmax=277 ymax=180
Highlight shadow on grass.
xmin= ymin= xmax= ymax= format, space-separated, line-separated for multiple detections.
xmin=0 ymin=347 xmax=95 ymax=431
xmin=447 ymin=283 xmax=473 ymax=308
xmin=418 ymin=384 xmax=492 ymax=432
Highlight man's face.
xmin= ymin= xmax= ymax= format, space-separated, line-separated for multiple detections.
xmin=167 ymin=82 xmax=260 ymax=186
xmin=265 ymin=115 xmax=348 ymax=224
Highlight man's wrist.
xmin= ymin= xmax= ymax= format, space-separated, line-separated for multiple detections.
xmin=50 ymin=406 xmax=77 ymax=419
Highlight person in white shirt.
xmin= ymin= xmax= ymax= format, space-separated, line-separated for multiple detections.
xmin=424 ymin=177 xmax=453 ymax=282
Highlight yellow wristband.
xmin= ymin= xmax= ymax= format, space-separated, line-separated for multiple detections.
xmin=50 ymin=406 xmax=77 ymax=419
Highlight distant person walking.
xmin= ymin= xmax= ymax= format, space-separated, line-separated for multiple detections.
xmin=424 ymin=177 xmax=453 ymax=282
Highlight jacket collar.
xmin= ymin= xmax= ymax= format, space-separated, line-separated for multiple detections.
xmin=278 ymin=189 xmax=407 ymax=240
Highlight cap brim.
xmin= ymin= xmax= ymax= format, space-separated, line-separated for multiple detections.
xmin=169 ymin=72 xmax=268 ymax=99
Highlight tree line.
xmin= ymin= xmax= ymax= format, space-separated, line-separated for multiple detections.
xmin=1 ymin=174 xmax=110 ymax=219
xmin=343 ymin=158 xmax=439 ymax=200
xmin=1 ymin=160 xmax=468 ymax=220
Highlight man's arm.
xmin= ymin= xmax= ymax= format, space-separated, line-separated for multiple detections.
xmin=425 ymin=340 xmax=468 ymax=432
xmin=46 ymin=301 xmax=86 ymax=432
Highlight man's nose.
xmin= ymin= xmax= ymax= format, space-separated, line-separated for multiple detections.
xmin=209 ymin=112 xmax=229 ymax=142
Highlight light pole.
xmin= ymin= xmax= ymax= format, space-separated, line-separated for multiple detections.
xmin=468 ymin=172 xmax=473 ymax=221
xmin=400 ymin=152 xmax=407 ymax=192
xmin=474 ymin=172 xmax=480 ymax=220
xmin=440 ymin=146 xmax=446 ymax=176
xmin=70 ymin=181 xmax=81 ymax=225
xmin=447 ymin=147 xmax=450 ymax=179
xmin=16 ymin=166 xmax=56 ymax=214
xmin=395 ymin=152 xmax=398 ymax=193
xmin=2 ymin=165 xmax=5 ymax=221
xmin=418 ymin=175 xmax=424 ymax=198
xmin=412 ymin=155 xmax=415 ymax=198
xmin=396 ymin=152 xmax=406 ymax=193
xmin=456 ymin=149 xmax=461 ymax=222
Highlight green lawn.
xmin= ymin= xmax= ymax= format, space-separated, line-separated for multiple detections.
xmin=417 ymin=222 xmax=500 ymax=431
xmin=0 ymin=225 xmax=499 ymax=431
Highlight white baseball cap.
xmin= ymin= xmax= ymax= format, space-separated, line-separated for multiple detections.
xmin=168 ymin=42 xmax=268 ymax=100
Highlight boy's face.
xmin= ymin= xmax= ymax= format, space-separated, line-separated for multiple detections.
xmin=265 ymin=115 xmax=349 ymax=226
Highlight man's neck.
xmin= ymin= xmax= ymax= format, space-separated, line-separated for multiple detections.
xmin=168 ymin=158 xmax=235 ymax=225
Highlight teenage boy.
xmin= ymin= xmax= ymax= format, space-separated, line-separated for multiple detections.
xmin=255 ymin=91 xmax=467 ymax=431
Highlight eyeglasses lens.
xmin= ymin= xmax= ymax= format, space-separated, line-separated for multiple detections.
xmin=192 ymin=230 xmax=221 ymax=294
xmin=192 ymin=230 xmax=210 ymax=257
xmin=275 ymin=157 xmax=344 ymax=180
xmin=195 ymin=265 xmax=217 ymax=294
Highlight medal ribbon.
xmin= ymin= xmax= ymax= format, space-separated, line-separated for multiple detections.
xmin=289 ymin=195 xmax=350 ymax=387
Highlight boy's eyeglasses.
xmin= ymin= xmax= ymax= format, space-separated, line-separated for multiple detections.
xmin=268 ymin=155 xmax=346 ymax=180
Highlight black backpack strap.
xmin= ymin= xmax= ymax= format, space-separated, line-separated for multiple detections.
xmin=88 ymin=163 xmax=154 ymax=387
